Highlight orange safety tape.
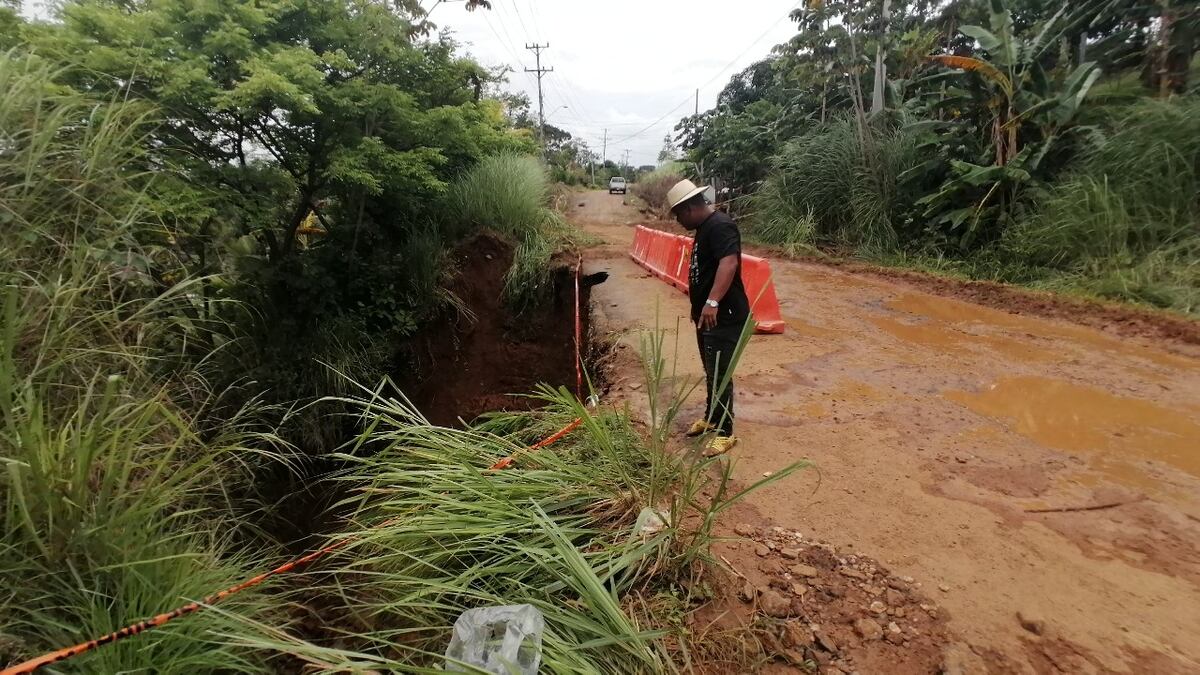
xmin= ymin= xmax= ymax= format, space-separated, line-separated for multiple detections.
xmin=1 ymin=416 xmax=584 ymax=675
xmin=487 ymin=416 xmax=583 ymax=471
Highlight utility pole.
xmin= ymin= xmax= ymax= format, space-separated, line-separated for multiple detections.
xmin=622 ymin=149 xmax=631 ymax=172
xmin=601 ymin=128 xmax=607 ymax=166
xmin=524 ymin=43 xmax=553 ymax=153
xmin=695 ymin=88 xmax=699 ymax=116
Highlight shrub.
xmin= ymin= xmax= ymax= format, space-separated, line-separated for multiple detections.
xmin=632 ymin=162 xmax=687 ymax=213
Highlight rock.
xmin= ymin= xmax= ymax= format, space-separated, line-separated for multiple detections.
xmin=739 ymin=580 xmax=757 ymax=602
xmin=901 ymin=575 xmax=915 ymax=583
xmin=939 ymin=583 xmax=951 ymax=593
xmin=863 ymin=584 xmax=884 ymax=597
xmin=782 ymin=621 xmax=814 ymax=648
xmin=781 ymin=649 xmax=807 ymax=666
xmin=772 ymin=526 xmax=786 ymax=536
xmin=790 ymin=563 xmax=820 ymax=578
xmin=629 ymin=383 xmax=642 ymax=391
xmin=760 ymin=590 xmax=792 ymax=618
xmin=822 ymin=667 xmax=846 ymax=675
xmin=780 ymin=548 xmax=800 ymax=559
xmin=955 ymin=453 xmax=970 ymax=463
xmin=760 ymin=560 xmax=785 ymax=576
xmin=814 ymin=628 xmax=839 ymax=654
xmin=839 ymin=567 xmax=868 ymax=580
xmin=1017 ymin=609 xmax=1046 ymax=636
xmin=791 ymin=583 xmax=809 ymax=597
xmin=755 ymin=544 xmax=771 ymax=557
xmin=885 ymin=630 xmax=905 ymax=645
xmin=768 ymin=578 xmax=790 ymax=592
xmin=893 ymin=606 xmax=907 ymax=618
xmin=869 ymin=601 xmax=886 ymax=614
xmin=887 ymin=621 xmax=902 ymax=635
xmin=766 ymin=541 xmax=777 ymax=551
xmin=887 ymin=577 xmax=908 ymax=591
xmin=941 ymin=643 xmax=987 ymax=675
xmin=885 ymin=588 xmax=904 ymax=606
xmin=734 ymin=523 xmax=757 ymax=537
xmin=854 ymin=617 xmax=884 ymax=641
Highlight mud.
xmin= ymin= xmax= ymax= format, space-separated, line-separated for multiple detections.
xmin=405 ymin=232 xmax=587 ymax=425
xmin=574 ymin=190 xmax=1200 ymax=673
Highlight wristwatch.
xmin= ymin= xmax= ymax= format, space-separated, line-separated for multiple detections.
xmin=704 ymin=299 xmax=719 ymax=309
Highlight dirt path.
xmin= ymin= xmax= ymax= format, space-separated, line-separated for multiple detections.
xmin=570 ymin=190 xmax=1200 ymax=674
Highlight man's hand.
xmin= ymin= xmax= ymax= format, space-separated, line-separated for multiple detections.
xmin=699 ymin=303 xmax=719 ymax=330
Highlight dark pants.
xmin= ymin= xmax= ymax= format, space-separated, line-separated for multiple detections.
xmin=697 ymin=323 xmax=739 ymax=436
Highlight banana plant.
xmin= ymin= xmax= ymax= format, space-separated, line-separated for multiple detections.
xmin=915 ymin=0 xmax=1103 ymax=247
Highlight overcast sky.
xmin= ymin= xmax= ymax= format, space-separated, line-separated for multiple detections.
xmin=439 ymin=0 xmax=800 ymax=165
xmin=22 ymin=0 xmax=802 ymax=166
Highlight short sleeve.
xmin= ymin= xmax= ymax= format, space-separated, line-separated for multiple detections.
xmin=709 ymin=220 xmax=741 ymax=260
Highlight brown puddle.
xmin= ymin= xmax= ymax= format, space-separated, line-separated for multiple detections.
xmin=868 ymin=315 xmax=1056 ymax=363
xmin=889 ymin=293 xmax=1200 ymax=373
xmin=946 ymin=376 xmax=1200 ymax=487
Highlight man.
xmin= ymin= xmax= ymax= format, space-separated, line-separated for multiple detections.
xmin=666 ymin=179 xmax=751 ymax=457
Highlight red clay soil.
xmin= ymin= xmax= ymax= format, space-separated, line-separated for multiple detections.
xmin=405 ymin=232 xmax=585 ymax=426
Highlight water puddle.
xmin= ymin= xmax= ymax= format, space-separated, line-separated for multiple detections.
xmin=946 ymin=376 xmax=1200 ymax=484
xmin=889 ymin=293 xmax=1199 ymax=373
xmin=868 ymin=315 xmax=1056 ymax=363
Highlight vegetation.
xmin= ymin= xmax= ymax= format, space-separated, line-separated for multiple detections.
xmin=632 ymin=162 xmax=688 ymax=213
xmin=1 ymin=2 xmax=801 ymax=672
xmin=680 ymin=0 xmax=1200 ymax=314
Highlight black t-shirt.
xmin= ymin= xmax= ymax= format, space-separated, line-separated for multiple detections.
xmin=688 ymin=211 xmax=751 ymax=327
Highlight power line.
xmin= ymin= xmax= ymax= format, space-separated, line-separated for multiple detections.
xmin=608 ymin=1 xmax=803 ymax=147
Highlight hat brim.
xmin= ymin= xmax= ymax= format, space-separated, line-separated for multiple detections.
xmin=668 ymin=186 xmax=709 ymax=210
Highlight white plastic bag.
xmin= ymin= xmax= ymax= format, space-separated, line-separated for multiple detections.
xmin=444 ymin=604 xmax=545 ymax=674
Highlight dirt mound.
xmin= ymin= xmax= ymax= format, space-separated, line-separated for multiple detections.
xmin=700 ymin=523 xmax=952 ymax=674
xmin=405 ymin=232 xmax=586 ymax=425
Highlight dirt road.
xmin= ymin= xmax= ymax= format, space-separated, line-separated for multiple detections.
xmin=570 ymin=190 xmax=1200 ymax=673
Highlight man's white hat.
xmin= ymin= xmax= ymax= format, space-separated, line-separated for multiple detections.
xmin=666 ymin=179 xmax=711 ymax=211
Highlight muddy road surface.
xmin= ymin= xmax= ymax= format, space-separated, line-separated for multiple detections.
xmin=571 ymin=190 xmax=1200 ymax=673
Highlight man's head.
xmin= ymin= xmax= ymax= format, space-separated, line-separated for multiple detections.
xmin=666 ymin=179 xmax=714 ymax=230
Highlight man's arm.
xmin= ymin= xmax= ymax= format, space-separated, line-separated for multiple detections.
xmin=699 ymin=254 xmax=738 ymax=329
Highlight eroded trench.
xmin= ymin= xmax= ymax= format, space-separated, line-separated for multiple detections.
xmin=405 ymin=232 xmax=599 ymax=425
xmin=270 ymin=232 xmax=601 ymax=548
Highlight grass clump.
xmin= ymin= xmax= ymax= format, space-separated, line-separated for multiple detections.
xmin=444 ymin=153 xmax=577 ymax=310
xmin=747 ymin=117 xmax=920 ymax=253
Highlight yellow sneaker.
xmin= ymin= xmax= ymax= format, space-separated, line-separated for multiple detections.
xmin=703 ymin=435 xmax=738 ymax=457
xmin=686 ymin=419 xmax=716 ymax=437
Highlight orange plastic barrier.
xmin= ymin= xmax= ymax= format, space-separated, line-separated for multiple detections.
xmin=629 ymin=225 xmax=785 ymax=335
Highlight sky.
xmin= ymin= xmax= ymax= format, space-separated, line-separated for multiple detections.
xmin=437 ymin=0 xmax=801 ymax=165
xmin=21 ymin=0 xmax=803 ymax=166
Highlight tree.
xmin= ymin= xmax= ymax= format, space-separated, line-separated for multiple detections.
xmin=657 ymin=134 xmax=677 ymax=164
xmin=48 ymin=0 xmax=522 ymax=265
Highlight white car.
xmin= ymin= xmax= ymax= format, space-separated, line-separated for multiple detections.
xmin=608 ymin=177 xmax=627 ymax=194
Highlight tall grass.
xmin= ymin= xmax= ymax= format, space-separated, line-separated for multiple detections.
xmin=747 ymin=116 xmax=920 ymax=252
xmin=444 ymin=153 xmax=576 ymax=309
xmin=240 ymin=319 xmax=804 ymax=673
xmin=1001 ymin=98 xmax=1200 ymax=313
xmin=0 ymin=51 xmax=286 ymax=672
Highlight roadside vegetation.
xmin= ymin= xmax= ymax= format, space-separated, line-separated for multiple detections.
xmin=677 ymin=0 xmax=1200 ymax=316
xmin=0 ymin=2 xmax=798 ymax=672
